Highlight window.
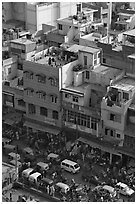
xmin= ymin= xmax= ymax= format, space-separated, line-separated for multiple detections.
xmin=123 ymin=92 xmax=129 ymax=100
xmin=110 ymin=130 xmax=114 ymax=137
xmin=28 ymin=104 xmax=36 ymax=114
xmin=117 ymin=133 xmax=121 ymax=138
xmin=91 ymin=121 xmax=97 ymax=130
xmin=25 ymin=72 xmax=33 ymax=79
xmin=110 ymin=113 xmax=115 ymax=121
xmin=18 ymin=99 xmax=25 ymax=107
xmin=84 ymin=56 xmax=87 ymax=66
xmin=52 ymin=110 xmax=58 ymax=119
xmin=102 ymin=13 xmax=108 ymax=18
xmin=65 ymin=93 xmax=69 ymax=98
xmin=58 ymin=24 xmax=62 ymax=30
xmin=26 ymin=88 xmax=34 ymax=96
xmin=104 ymin=23 xmax=107 ymax=27
xmin=51 ymin=95 xmax=57 ymax=103
xmin=103 ymin=58 xmax=106 ymax=63
xmin=73 ymin=96 xmax=78 ymax=103
xmin=66 ymin=110 xmax=97 ymax=129
xmin=94 ymin=53 xmax=97 ymax=65
xmin=37 ymin=91 xmax=46 ymax=100
xmin=37 ymin=75 xmax=46 ymax=83
xmin=40 ymin=107 xmax=48 ymax=117
xmin=77 ymin=3 xmax=81 ymax=12
xmin=105 ymin=128 xmax=109 ymax=136
xmin=89 ymin=98 xmax=92 ymax=107
xmin=8 ymin=68 xmax=11 ymax=74
xmin=86 ymin=71 xmax=90 ymax=79
xmin=49 ymin=77 xmax=57 ymax=87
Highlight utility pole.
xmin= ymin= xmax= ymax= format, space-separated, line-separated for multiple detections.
xmin=107 ymin=2 xmax=112 ymax=44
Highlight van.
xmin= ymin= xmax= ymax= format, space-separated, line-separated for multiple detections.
xmin=10 ymin=160 xmax=22 ymax=169
xmin=55 ymin=182 xmax=70 ymax=194
xmin=61 ymin=159 xmax=80 ymax=174
xmin=22 ymin=168 xmax=35 ymax=179
xmin=103 ymin=185 xmax=117 ymax=197
xmin=29 ymin=172 xmax=42 ymax=185
xmin=36 ymin=162 xmax=49 ymax=173
xmin=8 ymin=152 xmax=21 ymax=161
xmin=4 ymin=144 xmax=16 ymax=154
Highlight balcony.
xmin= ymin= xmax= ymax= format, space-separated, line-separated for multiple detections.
xmin=101 ymin=96 xmax=132 ymax=115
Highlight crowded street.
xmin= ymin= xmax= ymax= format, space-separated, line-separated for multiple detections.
xmin=2 ymin=111 xmax=135 ymax=202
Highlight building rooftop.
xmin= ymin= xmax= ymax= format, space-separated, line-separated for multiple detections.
xmin=111 ymin=76 xmax=135 ymax=92
xmin=65 ymin=82 xmax=89 ymax=95
xmin=92 ymin=65 xmax=122 ymax=76
xmin=123 ymin=29 xmax=135 ymax=37
xmin=67 ymin=44 xmax=100 ymax=54
xmin=57 ymin=8 xmax=97 ymax=26
xmin=10 ymin=38 xmax=35 ymax=45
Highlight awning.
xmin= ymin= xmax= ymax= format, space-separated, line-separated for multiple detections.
xmin=117 ymin=147 xmax=135 ymax=158
xmin=61 ymin=88 xmax=84 ymax=97
xmin=24 ymin=121 xmax=60 ymax=135
xmin=77 ymin=137 xmax=121 ymax=156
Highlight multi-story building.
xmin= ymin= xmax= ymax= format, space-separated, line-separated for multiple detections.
xmin=114 ymin=9 xmax=135 ymax=31
xmin=46 ymin=7 xmax=101 ymax=46
xmin=101 ymin=75 xmax=135 ymax=163
xmin=97 ymin=29 xmax=135 ymax=75
xmin=9 ymin=38 xmax=36 ymax=70
xmin=116 ymin=96 xmax=135 ymax=166
xmin=59 ymin=44 xmax=122 ymax=142
xmin=23 ymin=46 xmax=77 ymax=137
xmin=2 ymin=2 xmax=78 ymax=32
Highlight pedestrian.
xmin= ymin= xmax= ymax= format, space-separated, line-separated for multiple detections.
xmin=9 ymin=192 xmax=12 ymax=202
xmin=47 ymin=185 xmax=50 ymax=195
xmin=52 ymin=185 xmax=55 ymax=197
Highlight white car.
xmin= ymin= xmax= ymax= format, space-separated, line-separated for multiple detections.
xmin=116 ymin=182 xmax=134 ymax=196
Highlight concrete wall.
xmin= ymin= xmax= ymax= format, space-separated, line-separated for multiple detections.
xmin=97 ymin=42 xmax=135 ymax=74
xmin=63 ymin=93 xmax=84 ymax=107
xmin=26 ymin=4 xmax=37 ymax=31
xmin=102 ymin=109 xmax=125 ymax=131
xmin=11 ymin=2 xmax=26 ymax=22
xmin=2 ymin=2 xmax=12 ymax=22
xmin=60 ymin=2 xmax=77 ymax=19
xmin=2 ymin=56 xmax=18 ymax=81
xmin=23 ymin=60 xmax=61 ymax=127
xmin=73 ymin=70 xmax=83 ymax=86
xmin=79 ymin=51 xmax=93 ymax=68
xmin=61 ymin=60 xmax=79 ymax=88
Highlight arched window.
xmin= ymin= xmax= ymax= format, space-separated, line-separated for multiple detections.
xmin=24 ymin=87 xmax=34 ymax=96
xmin=36 ymin=73 xmax=46 ymax=83
xmin=23 ymin=70 xmax=33 ymax=79
xmin=50 ymin=94 xmax=58 ymax=103
xmin=48 ymin=77 xmax=58 ymax=87
xmin=36 ymin=90 xmax=46 ymax=100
